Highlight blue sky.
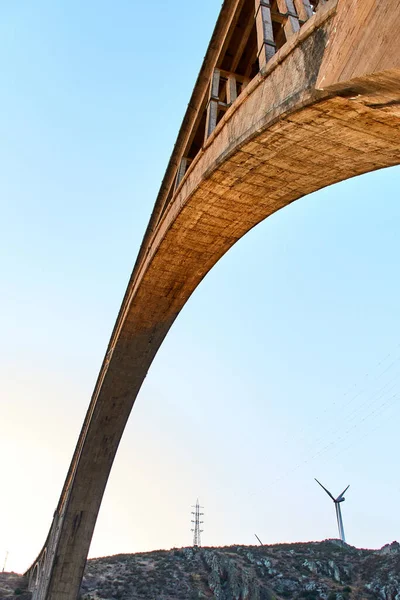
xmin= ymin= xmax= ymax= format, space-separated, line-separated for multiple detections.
xmin=1 ymin=1 xmax=399 ymax=574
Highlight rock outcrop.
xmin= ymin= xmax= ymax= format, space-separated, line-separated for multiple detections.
xmin=1 ymin=540 xmax=400 ymax=599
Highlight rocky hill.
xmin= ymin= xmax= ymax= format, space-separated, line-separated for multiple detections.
xmin=1 ymin=540 xmax=400 ymax=599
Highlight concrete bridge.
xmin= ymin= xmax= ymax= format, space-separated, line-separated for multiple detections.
xmin=25 ymin=0 xmax=400 ymax=597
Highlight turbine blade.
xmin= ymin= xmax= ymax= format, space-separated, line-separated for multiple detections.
xmin=336 ymin=484 xmax=350 ymax=502
xmin=315 ymin=478 xmax=335 ymax=501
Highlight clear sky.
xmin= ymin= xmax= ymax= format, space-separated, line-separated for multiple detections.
xmin=1 ymin=0 xmax=399 ymax=575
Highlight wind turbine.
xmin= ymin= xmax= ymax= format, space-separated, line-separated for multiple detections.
xmin=315 ymin=478 xmax=350 ymax=542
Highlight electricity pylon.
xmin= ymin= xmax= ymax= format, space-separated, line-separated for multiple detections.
xmin=191 ymin=499 xmax=204 ymax=547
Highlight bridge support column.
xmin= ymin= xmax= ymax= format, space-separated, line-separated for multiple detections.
xmin=205 ymin=68 xmax=221 ymax=139
xmin=226 ymin=74 xmax=237 ymax=105
xmin=276 ymin=0 xmax=301 ymax=37
xmin=175 ymin=157 xmax=189 ymax=189
xmin=255 ymin=0 xmax=276 ymax=70
xmin=26 ymin=511 xmax=62 ymax=600
xmin=293 ymin=0 xmax=313 ymax=20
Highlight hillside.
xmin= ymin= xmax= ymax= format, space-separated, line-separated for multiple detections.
xmin=1 ymin=540 xmax=400 ymax=599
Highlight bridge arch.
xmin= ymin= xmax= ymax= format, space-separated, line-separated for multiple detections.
xmin=26 ymin=0 xmax=400 ymax=598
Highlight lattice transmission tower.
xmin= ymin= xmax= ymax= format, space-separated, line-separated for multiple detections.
xmin=191 ymin=499 xmax=204 ymax=547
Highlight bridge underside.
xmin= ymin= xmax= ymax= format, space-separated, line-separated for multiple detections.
xmin=26 ymin=0 xmax=400 ymax=598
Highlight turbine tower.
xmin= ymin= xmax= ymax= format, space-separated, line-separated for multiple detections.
xmin=315 ymin=479 xmax=350 ymax=542
xmin=191 ymin=499 xmax=204 ymax=547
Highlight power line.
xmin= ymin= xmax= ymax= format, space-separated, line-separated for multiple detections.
xmin=280 ymin=348 xmax=400 ymax=471
xmin=281 ymin=343 xmax=400 ymax=455
xmin=248 ymin=355 xmax=400 ymax=498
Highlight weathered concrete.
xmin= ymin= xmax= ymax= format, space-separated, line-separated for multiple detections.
xmin=26 ymin=0 xmax=400 ymax=597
